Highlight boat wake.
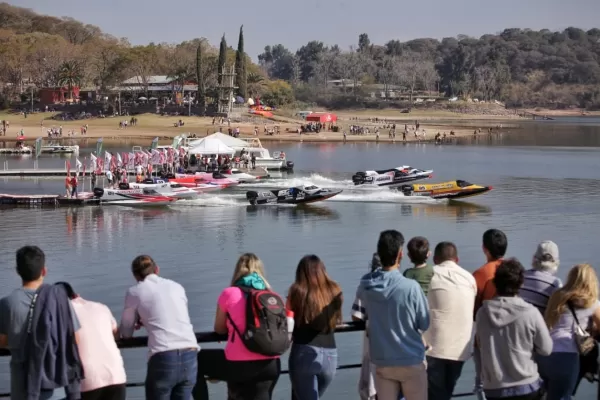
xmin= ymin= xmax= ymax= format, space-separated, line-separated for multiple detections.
xmin=325 ymin=190 xmax=443 ymax=204
xmin=239 ymin=174 xmax=352 ymax=189
xmin=174 ymin=195 xmax=245 ymax=207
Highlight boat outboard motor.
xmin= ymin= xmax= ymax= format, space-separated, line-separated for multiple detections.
xmin=118 ymin=182 xmax=130 ymax=190
xmin=213 ymin=171 xmax=227 ymax=179
xmin=286 ymin=161 xmax=294 ymax=170
xmin=400 ymin=185 xmax=414 ymax=196
xmin=93 ymin=188 xmax=104 ymax=198
xmin=352 ymin=172 xmax=368 ymax=185
xmin=246 ymin=191 xmax=259 ymax=206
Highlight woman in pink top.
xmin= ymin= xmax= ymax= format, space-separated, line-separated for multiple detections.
xmin=58 ymin=282 xmax=127 ymax=400
xmin=192 ymin=253 xmax=281 ymax=400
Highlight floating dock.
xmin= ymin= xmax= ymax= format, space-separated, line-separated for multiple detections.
xmin=0 ymin=194 xmax=100 ymax=207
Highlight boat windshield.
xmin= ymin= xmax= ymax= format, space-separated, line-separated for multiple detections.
xmin=143 ymin=189 xmax=159 ymax=195
xmin=170 ymin=184 xmax=183 ymax=188
xmin=304 ymin=185 xmax=318 ymax=190
xmin=456 ymin=180 xmax=472 ymax=188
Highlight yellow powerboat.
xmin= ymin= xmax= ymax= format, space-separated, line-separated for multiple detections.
xmin=399 ymin=180 xmax=492 ymax=200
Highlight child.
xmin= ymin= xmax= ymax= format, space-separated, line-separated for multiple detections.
xmin=403 ymin=236 xmax=434 ymax=352
xmin=403 ymin=236 xmax=434 ymax=295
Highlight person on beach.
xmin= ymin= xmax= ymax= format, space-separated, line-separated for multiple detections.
xmin=287 ymin=255 xmax=343 ymax=400
xmin=60 ymin=282 xmax=127 ymax=400
xmin=424 ymin=242 xmax=476 ymax=400
xmin=355 ymin=230 xmax=429 ymax=400
xmin=475 ymin=258 xmax=552 ymax=400
xmin=519 ymin=241 xmax=562 ymax=315
xmin=119 ymin=255 xmax=198 ymax=400
xmin=193 ymin=253 xmax=282 ymax=400
xmin=539 ymin=264 xmax=600 ymax=399
xmin=403 ymin=236 xmax=434 ymax=296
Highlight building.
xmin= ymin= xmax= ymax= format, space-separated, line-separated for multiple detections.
xmin=112 ymin=75 xmax=198 ymax=101
xmin=38 ymin=86 xmax=80 ymax=104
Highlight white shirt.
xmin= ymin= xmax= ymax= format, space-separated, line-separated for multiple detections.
xmin=118 ymin=274 xmax=198 ymax=356
xmin=423 ymin=260 xmax=476 ymax=361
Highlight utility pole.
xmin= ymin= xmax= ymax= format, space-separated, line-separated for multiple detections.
xmin=30 ymin=86 xmax=34 ymax=113
xmin=118 ymin=91 xmax=122 ymax=115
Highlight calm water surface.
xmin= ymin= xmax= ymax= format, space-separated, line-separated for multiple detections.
xmin=1 ymin=121 xmax=600 ymax=398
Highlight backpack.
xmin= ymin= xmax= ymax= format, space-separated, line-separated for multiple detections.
xmin=227 ymin=286 xmax=290 ymax=356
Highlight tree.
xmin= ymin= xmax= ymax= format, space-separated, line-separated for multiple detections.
xmin=217 ymin=34 xmax=227 ymax=85
xmin=247 ymin=72 xmax=267 ymax=98
xmin=261 ymin=80 xmax=294 ymax=107
xmin=196 ymin=44 xmax=206 ymax=115
xmin=358 ymin=33 xmax=371 ymax=53
xmin=235 ymin=25 xmax=247 ymax=99
xmin=57 ymin=60 xmax=83 ymax=100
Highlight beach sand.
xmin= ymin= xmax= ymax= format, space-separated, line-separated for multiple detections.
xmin=0 ymin=110 xmax=523 ymax=146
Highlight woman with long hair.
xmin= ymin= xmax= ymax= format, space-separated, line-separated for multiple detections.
xmin=287 ymin=255 xmax=343 ymax=400
xmin=193 ymin=253 xmax=281 ymax=400
xmin=540 ymin=264 xmax=600 ymax=400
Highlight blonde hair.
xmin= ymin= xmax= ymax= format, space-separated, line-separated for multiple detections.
xmin=545 ymin=263 xmax=599 ymax=329
xmin=230 ymin=253 xmax=270 ymax=288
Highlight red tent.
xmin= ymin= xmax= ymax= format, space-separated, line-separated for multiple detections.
xmin=305 ymin=112 xmax=337 ymax=123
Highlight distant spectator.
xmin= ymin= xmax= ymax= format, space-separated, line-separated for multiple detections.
xmin=119 ymin=255 xmax=198 ymax=400
xmin=193 ymin=253 xmax=281 ymax=400
xmin=61 ymin=282 xmax=127 ymax=400
xmin=356 ymin=230 xmax=429 ymax=400
xmin=475 ymin=258 xmax=552 ymax=400
xmin=0 ymin=245 xmax=83 ymax=400
xmin=540 ymin=264 xmax=600 ymax=399
xmin=424 ymin=242 xmax=476 ymax=400
xmin=519 ymin=241 xmax=562 ymax=315
xmin=287 ymin=255 xmax=343 ymax=400
xmin=403 ymin=236 xmax=434 ymax=295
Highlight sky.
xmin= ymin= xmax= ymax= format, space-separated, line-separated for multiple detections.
xmin=13 ymin=0 xmax=600 ymax=61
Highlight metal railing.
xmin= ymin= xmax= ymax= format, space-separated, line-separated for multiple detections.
xmin=0 ymin=321 xmax=475 ymax=398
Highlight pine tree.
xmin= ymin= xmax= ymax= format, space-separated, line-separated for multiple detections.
xmin=196 ymin=44 xmax=206 ymax=116
xmin=235 ymin=25 xmax=247 ymax=99
xmin=217 ymin=34 xmax=227 ymax=86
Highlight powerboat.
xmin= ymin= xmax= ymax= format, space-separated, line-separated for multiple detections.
xmin=125 ymin=180 xmax=199 ymax=199
xmin=246 ymin=185 xmax=342 ymax=205
xmin=62 ymin=187 xmax=178 ymax=206
xmin=40 ymin=144 xmax=80 ymax=154
xmin=174 ymin=172 xmax=239 ymax=187
xmin=219 ymin=169 xmax=262 ymax=183
xmin=399 ymin=180 xmax=493 ymax=200
xmin=352 ymin=166 xmax=433 ymax=188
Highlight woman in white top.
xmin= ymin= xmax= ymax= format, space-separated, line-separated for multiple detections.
xmin=539 ymin=264 xmax=600 ymax=400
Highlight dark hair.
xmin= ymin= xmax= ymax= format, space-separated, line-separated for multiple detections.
xmin=377 ymin=230 xmax=405 ymax=268
xmin=407 ymin=236 xmax=429 ymax=265
xmin=434 ymin=241 xmax=458 ymax=264
xmin=493 ymin=258 xmax=524 ymax=296
xmin=287 ymin=255 xmax=343 ymax=332
xmin=16 ymin=246 xmax=45 ymax=282
xmin=131 ymin=255 xmax=157 ymax=280
xmin=483 ymin=229 xmax=508 ymax=260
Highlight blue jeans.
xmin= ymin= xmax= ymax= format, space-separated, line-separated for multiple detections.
xmin=289 ymin=344 xmax=338 ymax=400
xmin=537 ymin=352 xmax=579 ymax=400
xmin=146 ymin=348 xmax=198 ymax=400
xmin=426 ymin=356 xmax=464 ymax=400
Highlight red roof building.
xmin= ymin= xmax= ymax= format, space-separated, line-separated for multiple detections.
xmin=39 ymin=87 xmax=80 ymax=104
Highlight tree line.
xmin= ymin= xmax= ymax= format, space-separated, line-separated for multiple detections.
xmin=1 ymin=2 xmax=599 ymax=111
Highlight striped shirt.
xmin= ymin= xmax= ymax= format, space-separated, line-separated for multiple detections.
xmin=519 ymin=269 xmax=562 ymax=315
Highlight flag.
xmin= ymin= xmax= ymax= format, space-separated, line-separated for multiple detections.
xmin=117 ymin=153 xmax=123 ymax=167
xmin=95 ymin=138 xmax=103 ymax=156
xmin=128 ymin=152 xmax=135 ymax=168
xmin=75 ymin=158 xmax=82 ymax=173
xmin=90 ymin=154 xmax=97 ymax=169
xmin=151 ymin=137 xmax=159 ymax=150
xmin=66 ymin=160 xmax=71 ymax=176
xmin=172 ymin=136 xmax=181 ymax=150
xmin=35 ymin=137 xmax=43 ymax=158
xmin=104 ymin=151 xmax=112 ymax=171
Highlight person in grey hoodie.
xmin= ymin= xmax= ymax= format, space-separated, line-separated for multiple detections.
xmin=475 ymin=258 xmax=553 ymax=400
xmin=356 ymin=230 xmax=430 ymax=400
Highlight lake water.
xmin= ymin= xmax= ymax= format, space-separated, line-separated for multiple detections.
xmin=1 ymin=118 xmax=600 ymax=399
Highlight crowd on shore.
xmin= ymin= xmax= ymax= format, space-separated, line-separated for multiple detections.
xmin=0 ymin=228 xmax=598 ymax=400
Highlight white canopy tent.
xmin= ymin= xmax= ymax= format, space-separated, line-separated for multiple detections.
xmin=188 ymin=137 xmax=235 ymax=155
xmin=188 ymin=132 xmax=249 ymax=149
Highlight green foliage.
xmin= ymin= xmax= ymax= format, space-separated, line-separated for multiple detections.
xmin=261 ymin=80 xmax=294 ymax=107
xmin=235 ymin=25 xmax=247 ymax=99
xmin=196 ymin=44 xmax=206 ymax=115
xmin=218 ymin=34 xmax=227 ymax=85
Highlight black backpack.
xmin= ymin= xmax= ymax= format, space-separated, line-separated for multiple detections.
xmin=227 ymin=286 xmax=290 ymax=356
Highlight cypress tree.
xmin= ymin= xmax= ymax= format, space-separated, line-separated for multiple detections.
xmin=217 ymin=34 xmax=227 ymax=86
xmin=196 ymin=44 xmax=206 ymax=116
xmin=235 ymin=25 xmax=247 ymax=99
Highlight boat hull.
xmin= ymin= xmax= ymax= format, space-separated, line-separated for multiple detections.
xmin=352 ymin=169 xmax=433 ymax=188
xmin=86 ymin=188 xmax=178 ymax=206
xmin=399 ymin=181 xmax=492 ymax=200
xmin=40 ymin=145 xmax=79 ymax=154
xmin=246 ymin=189 xmax=342 ymax=205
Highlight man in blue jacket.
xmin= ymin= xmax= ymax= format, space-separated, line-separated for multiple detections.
xmin=0 ymin=246 xmax=82 ymax=400
xmin=356 ymin=230 xmax=430 ymax=400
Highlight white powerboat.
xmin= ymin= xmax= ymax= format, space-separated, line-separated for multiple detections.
xmin=69 ymin=187 xmax=178 ymax=206
xmin=125 ymin=181 xmax=199 ymax=199
xmin=351 ymin=166 xmax=433 ymax=188
xmin=222 ymin=169 xmax=260 ymax=183
xmin=40 ymin=144 xmax=80 ymax=154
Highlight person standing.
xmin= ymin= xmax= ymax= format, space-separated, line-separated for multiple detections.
xmin=356 ymin=230 xmax=430 ymax=400
xmin=119 ymin=255 xmax=198 ymax=400
xmin=424 ymin=242 xmax=476 ymax=400
xmin=519 ymin=241 xmax=562 ymax=315
xmin=70 ymin=174 xmax=78 ymax=198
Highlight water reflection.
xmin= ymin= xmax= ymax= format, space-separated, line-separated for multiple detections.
xmin=401 ymin=201 xmax=492 ymax=222
xmin=245 ymin=204 xmax=340 ymax=221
